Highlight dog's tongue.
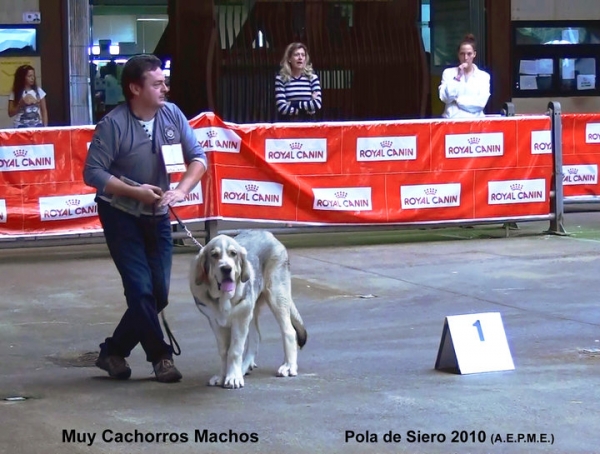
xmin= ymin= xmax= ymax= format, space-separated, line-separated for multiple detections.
xmin=221 ymin=281 xmax=235 ymax=292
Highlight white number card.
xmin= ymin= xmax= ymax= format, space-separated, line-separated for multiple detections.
xmin=435 ymin=312 xmax=515 ymax=374
xmin=161 ymin=144 xmax=186 ymax=174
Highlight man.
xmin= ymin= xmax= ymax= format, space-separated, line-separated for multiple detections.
xmin=103 ymin=60 xmax=124 ymax=114
xmin=83 ymin=54 xmax=207 ymax=383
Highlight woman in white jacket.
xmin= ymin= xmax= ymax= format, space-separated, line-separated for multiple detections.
xmin=439 ymin=34 xmax=490 ymax=118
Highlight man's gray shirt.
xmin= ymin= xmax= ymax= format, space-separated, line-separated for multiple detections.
xmin=83 ymin=102 xmax=207 ymax=216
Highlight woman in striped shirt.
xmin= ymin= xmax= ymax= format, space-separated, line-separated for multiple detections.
xmin=275 ymin=42 xmax=322 ymax=121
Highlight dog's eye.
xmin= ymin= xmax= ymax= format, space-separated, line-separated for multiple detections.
xmin=210 ymin=251 xmax=219 ymax=258
xmin=229 ymin=250 xmax=238 ymax=257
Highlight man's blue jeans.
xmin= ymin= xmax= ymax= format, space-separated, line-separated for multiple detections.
xmin=97 ymin=199 xmax=174 ymax=363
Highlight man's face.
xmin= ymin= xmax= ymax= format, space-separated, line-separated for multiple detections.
xmin=133 ymin=67 xmax=169 ymax=108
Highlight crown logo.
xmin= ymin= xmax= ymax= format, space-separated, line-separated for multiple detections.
xmin=468 ymin=137 xmax=480 ymax=145
xmin=380 ymin=140 xmax=393 ymax=148
xmin=424 ymin=188 xmax=437 ymax=195
xmin=289 ymin=142 xmax=303 ymax=150
xmin=245 ymin=184 xmax=259 ymax=192
xmin=568 ymin=168 xmax=578 ymax=174
xmin=65 ymin=199 xmax=80 ymax=206
xmin=334 ymin=191 xmax=347 ymax=198
xmin=13 ymin=149 xmax=27 ymax=157
xmin=207 ymin=130 xmax=218 ymax=138
xmin=510 ymin=183 xmax=523 ymax=191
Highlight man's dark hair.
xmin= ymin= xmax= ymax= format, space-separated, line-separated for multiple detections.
xmin=121 ymin=54 xmax=163 ymax=101
xmin=105 ymin=60 xmax=118 ymax=77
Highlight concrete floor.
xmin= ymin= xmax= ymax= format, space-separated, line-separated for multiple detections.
xmin=1 ymin=213 xmax=600 ymax=454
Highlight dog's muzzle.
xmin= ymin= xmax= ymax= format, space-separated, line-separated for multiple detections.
xmin=218 ymin=265 xmax=235 ymax=292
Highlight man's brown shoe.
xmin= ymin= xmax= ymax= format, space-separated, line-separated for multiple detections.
xmin=153 ymin=358 xmax=182 ymax=383
xmin=95 ymin=354 xmax=131 ymax=380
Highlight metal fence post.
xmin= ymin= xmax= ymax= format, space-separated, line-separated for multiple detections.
xmin=205 ymin=219 xmax=219 ymax=243
xmin=500 ymin=101 xmax=518 ymax=235
xmin=546 ymin=101 xmax=567 ymax=235
xmin=501 ymin=102 xmax=515 ymax=117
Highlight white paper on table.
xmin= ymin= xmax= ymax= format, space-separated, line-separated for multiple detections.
xmin=577 ymin=74 xmax=596 ymax=90
xmin=562 ymin=59 xmax=575 ymax=79
xmin=562 ymin=29 xmax=579 ymax=44
xmin=519 ymin=60 xmax=538 ymax=75
xmin=519 ymin=75 xmax=538 ymax=90
xmin=536 ymin=59 xmax=553 ymax=75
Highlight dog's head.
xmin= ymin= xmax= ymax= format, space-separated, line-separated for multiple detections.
xmin=193 ymin=235 xmax=252 ymax=297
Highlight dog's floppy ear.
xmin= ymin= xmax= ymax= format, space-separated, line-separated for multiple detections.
xmin=239 ymin=246 xmax=253 ymax=283
xmin=194 ymin=248 xmax=210 ymax=286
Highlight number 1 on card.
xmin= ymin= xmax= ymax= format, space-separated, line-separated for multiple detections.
xmin=473 ymin=320 xmax=484 ymax=341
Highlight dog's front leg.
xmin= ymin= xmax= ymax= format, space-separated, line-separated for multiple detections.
xmin=208 ymin=322 xmax=230 ymax=387
xmin=223 ymin=302 xmax=252 ymax=389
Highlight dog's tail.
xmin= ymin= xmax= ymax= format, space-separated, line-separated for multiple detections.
xmin=290 ymin=303 xmax=307 ymax=349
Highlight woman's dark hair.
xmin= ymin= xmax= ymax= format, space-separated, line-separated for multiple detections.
xmin=458 ymin=33 xmax=477 ymax=52
xmin=121 ymin=54 xmax=163 ymax=101
xmin=11 ymin=65 xmax=37 ymax=103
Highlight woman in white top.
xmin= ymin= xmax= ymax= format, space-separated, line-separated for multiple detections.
xmin=8 ymin=65 xmax=48 ymax=128
xmin=439 ymin=34 xmax=490 ymax=119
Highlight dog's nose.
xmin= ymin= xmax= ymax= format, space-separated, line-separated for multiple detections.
xmin=220 ymin=265 xmax=232 ymax=276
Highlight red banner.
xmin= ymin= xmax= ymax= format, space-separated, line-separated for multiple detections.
xmin=0 ymin=113 xmax=553 ymax=237
xmin=561 ymin=114 xmax=600 ymax=199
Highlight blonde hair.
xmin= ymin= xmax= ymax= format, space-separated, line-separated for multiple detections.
xmin=279 ymin=42 xmax=315 ymax=83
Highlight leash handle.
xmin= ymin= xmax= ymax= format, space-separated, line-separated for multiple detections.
xmin=161 ymin=311 xmax=181 ymax=356
xmin=158 ymin=205 xmax=203 ymax=357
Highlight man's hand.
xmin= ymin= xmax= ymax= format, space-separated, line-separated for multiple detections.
xmin=159 ymin=188 xmax=186 ymax=207
xmin=136 ymin=184 xmax=163 ymax=205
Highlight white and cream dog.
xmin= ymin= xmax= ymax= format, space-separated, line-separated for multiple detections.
xmin=190 ymin=230 xmax=307 ymax=389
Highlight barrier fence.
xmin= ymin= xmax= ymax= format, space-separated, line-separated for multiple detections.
xmin=561 ymin=112 xmax=600 ymax=204
xmin=0 ymin=105 xmax=577 ymax=241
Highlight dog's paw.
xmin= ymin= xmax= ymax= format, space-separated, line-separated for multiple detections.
xmin=277 ymin=363 xmax=298 ymax=377
xmin=208 ymin=375 xmax=224 ymax=386
xmin=223 ymin=374 xmax=245 ymax=389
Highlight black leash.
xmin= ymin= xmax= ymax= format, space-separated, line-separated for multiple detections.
xmin=161 ymin=311 xmax=181 ymax=356
xmin=169 ymin=205 xmax=204 ymax=249
xmin=159 ymin=206 xmax=204 ymax=357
